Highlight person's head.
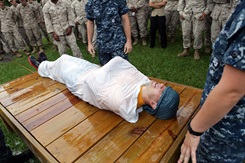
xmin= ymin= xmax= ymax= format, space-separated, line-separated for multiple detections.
xmin=142 ymin=80 xmax=180 ymax=120
xmin=19 ymin=0 xmax=27 ymax=6
xmin=9 ymin=0 xmax=17 ymax=6
xmin=0 ymin=0 xmax=4 ymax=8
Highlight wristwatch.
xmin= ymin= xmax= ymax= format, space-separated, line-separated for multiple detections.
xmin=187 ymin=121 xmax=204 ymax=136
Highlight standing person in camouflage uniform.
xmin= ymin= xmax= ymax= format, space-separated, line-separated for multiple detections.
xmin=9 ymin=0 xmax=32 ymax=54
xmin=17 ymin=0 xmax=43 ymax=54
xmin=29 ymin=0 xmax=50 ymax=43
xmin=85 ymin=0 xmax=132 ymax=66
xmin=177 ymin=0 xmax=211 ymax=60
xmin=43 ymin=0 xmax=83 ymax=58
xmin=209 ymin=0 xmax=237 ymax=43
xmin=178 ymin=1 xmax=245 ymax=163
xmin=127 ymin=0 xmax=148 ymax=46
xmin=71 ymin=0 xmax=88 ymax=44
xmin=164 ymin=0 xmax=179 ymax=43
xmin=0 ymin=0 xmax=22 ymax=58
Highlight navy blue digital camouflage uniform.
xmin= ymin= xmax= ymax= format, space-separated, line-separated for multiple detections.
xmin=196 ymin=1 xmax=245 ymax=162
xmin=85 ymin=0 xmax=129 ymax=65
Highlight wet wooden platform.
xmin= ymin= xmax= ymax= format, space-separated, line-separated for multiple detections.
xmin=0 ymin=72 xmax=202 ymax=163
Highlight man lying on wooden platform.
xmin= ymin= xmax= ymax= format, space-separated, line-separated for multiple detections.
xmin=28 ymin=52 xmax=179 ymax=123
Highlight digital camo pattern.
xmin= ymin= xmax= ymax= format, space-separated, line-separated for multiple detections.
xmin=43 ymin=0 xmax=82 ymax=58
xmin=43 ymin=0 xmax=75 ymax=35
xmin=164 ymin=1 xmax=179 ymax=38
xmin=178 ymin=0 xmax=212 ymax=49
xmin=0 ymin=6 xmax=25 ymax=51
xmin=17 ymin=2 xmax=42 ymax=47
xmin=197 ymin=1 xmax=245 ymax=162
xmin=127 ymin=0 xmax=147 ymax=38
xmin=71 ymin=0 xmax=88 ymax=43
xmin=85 ymin=0 xmax=128 ymax=53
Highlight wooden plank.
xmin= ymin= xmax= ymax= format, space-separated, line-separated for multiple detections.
xmin=75 ymin=111 xmax=156 ymax=162
xmin=23 ymin=95 xmax=81 ymax=131
xmin=0 ymin=76 xmax=58 ymax=107
xmin=0 ymin=104 xmax=58 ymax=163
xmin=116 ymin=87 xmax=201 ymax=162
xmin=7 ymin=83 xmax=66 ymax=116
xmin=46 ymin=110 xmax=123 ymax=163
xmin=31 ymin=102 xmax=98 ymax=146
xmin=16 ymin=89 xmax=72 ymax=123
xmin=0 ymin=72 xmax=39 ymax=93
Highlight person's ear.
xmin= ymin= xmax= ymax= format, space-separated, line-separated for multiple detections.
xmin=150 ymin=100 xmax=157 ymax=110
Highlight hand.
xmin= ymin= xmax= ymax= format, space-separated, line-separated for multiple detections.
xmin=124 ymin=41 xmax=132 ymax=54
xmin=87 ymin=43 xmax=95 ymax=57
xmin=180 ymin=15 xmax=185 ymax=20
xmin=52 ymin=32 xmax=60 ymax=41
xmin=199 ymin=12 xmax=206 ymax=20
xmin=130 ymin=7 xmax=137 ymax=12
xmin=178 ymin=132 xmax=201 ymax=163
xmin=66 ymin=26 xmax=72 ymax=35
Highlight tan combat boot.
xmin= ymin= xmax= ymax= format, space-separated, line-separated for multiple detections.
xmin=31 ymin=47 xmax=38 ymax=54
xmin=177 ymin=48 xmax=190 ymax=57
xmin=133 ymin=37 xmax=139 ymax=45
xmin=15 ymin=51 xmax=22 ymax=58
xmin=205 ymin=46 xmax=211 ymax=54
xmin=39 ymin=46 xmax=44 ymax=52
xmin=194 ymin=49 xmax=200 ymax=60
xmin=142 ymin=37 xmax=147 ymax=46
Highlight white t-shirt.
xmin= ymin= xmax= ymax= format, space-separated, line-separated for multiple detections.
xmin=39 ymin=55 xmax=150 ymax=123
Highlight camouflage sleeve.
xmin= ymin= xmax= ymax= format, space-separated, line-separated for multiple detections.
xmin=118 ymin=0 xmax=129 ymax=16
xmin=37 ymin=3 xmax=44 ymax=22
xmin=224 ymin=29 xmax=245 ymax=71
xmin=177 ymin=0 xmax=185 ymax=15
xmin=127 ymin=0 xmax=133 ymax=9
xmin=85 ymin=0 xmax=94 ymax=21
xmin=204 ymin=0 xmax=214 ymax=15
xmin=137 ymin=0 xmax=147 ymax=8
xmin=65 ymin=1 xmax=75 ymax=27
xmin=10 ymin=7 xmax=17 ymax=22
xmin=42 ymin=5 xmax=54 ymax=33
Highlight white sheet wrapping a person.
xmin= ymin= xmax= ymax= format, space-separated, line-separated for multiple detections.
xmin=29 ymin=53 xmax=180 ymax=123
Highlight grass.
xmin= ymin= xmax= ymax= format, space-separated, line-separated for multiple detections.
xmin=0 ymin=32 xmax=210 ymax=162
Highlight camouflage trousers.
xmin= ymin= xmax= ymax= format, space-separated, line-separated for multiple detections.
xmin=196 ymin=128 xmax=245 ymax=162
xmin=54 ymin=32 xmax=83 ymax=58
xmin=211 ymin=3 xmax=231 ymax=43
xmin=129 ymin=9 xmax=147 ymax=38
xmin=25 ymin=27 xmax=43 ymax=47
xmin=0 ymin=32 xmax=11 ymax=51
xmin=18 ymin=26 xmax=31 ymax=48
xmin=181 ymin=15 xmax=206 ymax=49
xmin=165 ymin=10 xmax=180 ymax=38
xmin=77 ymin=20 xmax=87 ymax=44
xmin=38 ymin=22 xmax=49 ymax=41
xmin=204 ymin=14 xmax=212 ymax=47
xmin=3 ymin=29 xmax=25 ymax=52
xmin=98 ymin=47 xmax=128 ymax=66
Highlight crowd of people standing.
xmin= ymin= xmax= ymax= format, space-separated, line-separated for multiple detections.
xmin=0 ymin=0 xmax=239 ymax=61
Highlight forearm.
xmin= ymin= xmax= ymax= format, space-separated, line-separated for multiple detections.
xmin=122 ymin=13 xmax=132 ymax=44
xmin=86 ymin=20 xmax=94 ymax=45
xmin=191 ymin=65 xmax=245 ymax=133
xmin=149 ymin=1 xmax=166 ymax=9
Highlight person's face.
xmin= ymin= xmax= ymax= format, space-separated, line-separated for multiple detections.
xmin=19 ymin=0 xmax=27 ymax=5
xmin=146 ymin=80 xmax=166 ymax=109
xmin=0 ymin=1 xmax=4 ymax=8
